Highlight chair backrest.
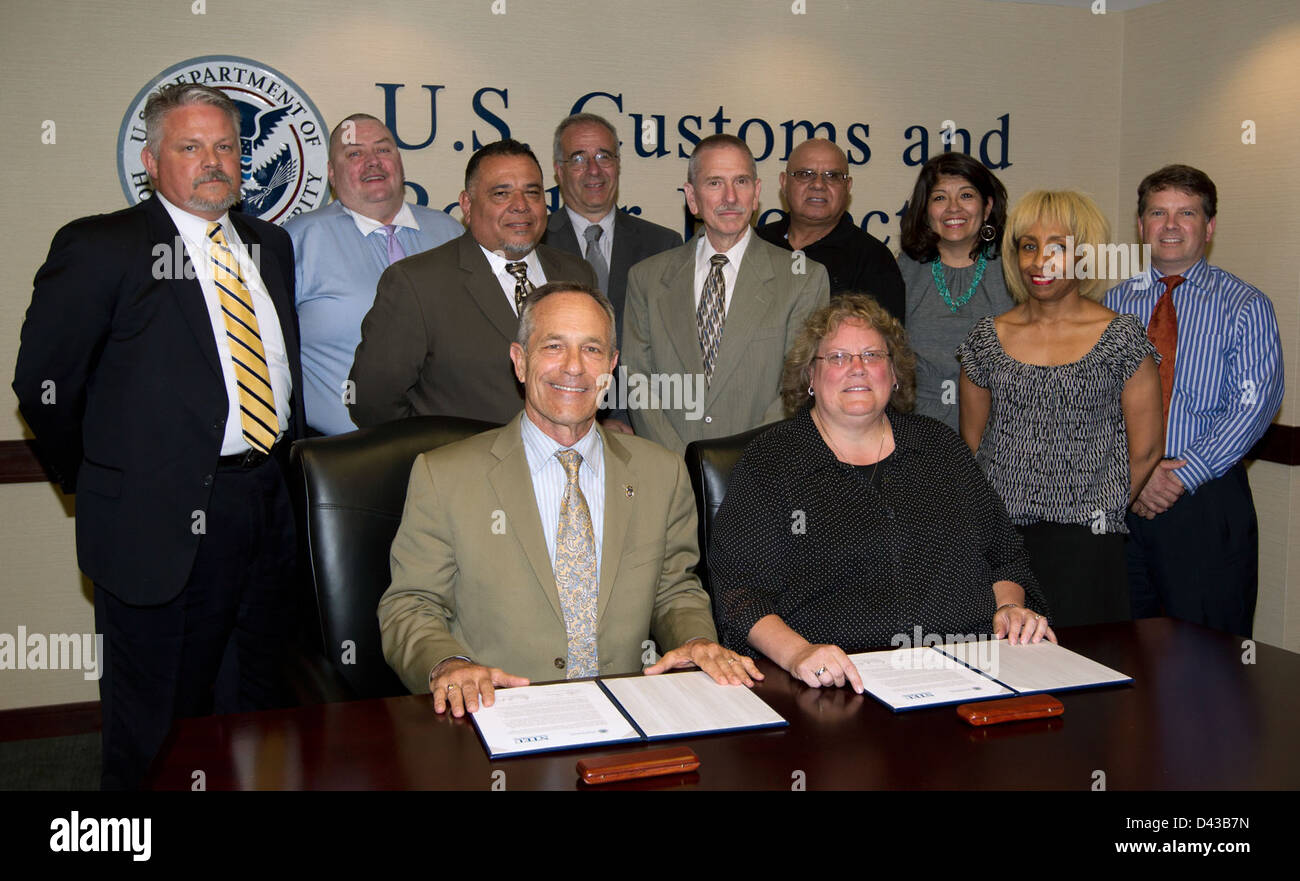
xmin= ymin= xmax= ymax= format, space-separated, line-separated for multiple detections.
xmin=683 ymin=422 xmax=780 ymax=596
xmin=291 ymin=415 xmax=498 ymax=699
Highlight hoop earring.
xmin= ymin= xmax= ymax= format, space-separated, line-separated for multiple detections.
xmin=808 ymin=385 xmax=815 ymax=396
xmin=979 ymin=223 xmax=996 ymax=243
xmin=893 ymin=382 xmax=899 ymax=391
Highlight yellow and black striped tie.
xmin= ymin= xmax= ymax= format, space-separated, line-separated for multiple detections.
xmin=207 ymin=223 xmax=277 ymax=454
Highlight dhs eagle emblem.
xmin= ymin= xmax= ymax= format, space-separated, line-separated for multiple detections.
xmin=118 ymin=56 xmax=329 ymax=225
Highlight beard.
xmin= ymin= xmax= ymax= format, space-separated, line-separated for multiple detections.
xmin=187 ymin=171 xmax=240 ymax=213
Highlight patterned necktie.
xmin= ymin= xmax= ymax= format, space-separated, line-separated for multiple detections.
xmin=505 ymin=261 xmax=534 ymax=315
xmin=697 ymin=253 xmax=728 ymax=384
xmin=207 ymin=223 xmax=277 ymax=454
xmin=554 ymin=449 xmax=598 ymax=678
xmin=1148 ymin=274 xmax=1184 ymax=431
xmin=583 ymin=224 xmax=610 ymax=294
xmin=379 ymin=224 xmax=406 ymax=265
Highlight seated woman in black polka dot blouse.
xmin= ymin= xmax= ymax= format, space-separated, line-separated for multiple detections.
xmin=709 ymin=295 xmax=1054 ymax=692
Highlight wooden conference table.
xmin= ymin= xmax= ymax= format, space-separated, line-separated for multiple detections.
xmin=149 ymin=618 xmax=1300 ymax=790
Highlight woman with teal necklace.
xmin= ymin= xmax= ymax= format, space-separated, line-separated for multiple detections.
xmin=896 ymin=153 xmax=1011 ymax=431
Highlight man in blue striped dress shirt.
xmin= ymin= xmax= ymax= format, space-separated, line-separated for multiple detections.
xmin=1105 ymin=165 xmax=1283 ymax=637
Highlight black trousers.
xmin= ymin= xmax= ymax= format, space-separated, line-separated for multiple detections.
xmin=94 ymin=456 xmax=296 ymax=789
xmin=1124 ymin=462 xmax=1258 ymax=637
xmin=1016 ymin=522 xmax=1130 ymax=627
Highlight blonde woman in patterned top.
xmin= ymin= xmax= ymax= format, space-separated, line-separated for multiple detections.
xmin=957 ymin=191 xmax=1163 ymax=627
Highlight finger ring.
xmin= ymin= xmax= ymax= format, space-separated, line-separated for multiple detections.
xmin=446 ymin=683 xmax=459 ymax=692
xmin=726 ymin=658 xmax=736 ymax=664
xmin=814 ymin=666 xmax=828 ymax=677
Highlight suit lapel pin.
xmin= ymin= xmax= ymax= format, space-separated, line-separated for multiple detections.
xmin=625 ymin=485 xmax=634 ymax=499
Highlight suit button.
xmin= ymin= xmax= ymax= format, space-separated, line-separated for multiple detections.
xmin=704 ymin=416 xmax=713 ymax=424
xmin=202 ymin=474 xmax=213 ymax=488
xmin=554 ymin=657 xmax=565 ymax=669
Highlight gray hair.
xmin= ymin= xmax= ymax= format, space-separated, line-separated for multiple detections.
xmin=552 ymin=113 xmax=619 ymax=165
xmin=143 ymin=83 xmax=241 ymax=159
xmin=516 ymin=281 xmax=617 ymax=352
xmin=687 ymin=133 xmax=756 ymax=186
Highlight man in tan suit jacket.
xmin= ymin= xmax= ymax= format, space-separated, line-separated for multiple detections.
xmin=378 ymin=282 xmax=763 ymax=715
xmin=623 ymin=134 xmax=829 ymax=454
xmin=349 ymin=139 xmax=596 ymax=428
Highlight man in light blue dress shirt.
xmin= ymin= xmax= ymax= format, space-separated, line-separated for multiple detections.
xmin=286 ymin=113 xmax=463 ymax=435
xmin=1106 ymin=165 xmax=1283 ymax=636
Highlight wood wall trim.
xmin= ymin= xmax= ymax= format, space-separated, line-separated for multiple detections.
xmin=2 ymin=424 xmax=1298 ymax=485
xmin=0 ymin=700 xmax=101 ymax=742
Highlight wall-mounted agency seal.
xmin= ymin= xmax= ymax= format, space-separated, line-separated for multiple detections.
xmin=118 ymin=56 xmax=329 ymax=225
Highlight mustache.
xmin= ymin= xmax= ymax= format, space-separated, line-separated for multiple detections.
xmin=194 ymin=170 xmax=234 ymax=186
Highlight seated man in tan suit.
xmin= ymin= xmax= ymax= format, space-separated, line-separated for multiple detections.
xmin=623 ymin=134 xmax=829 ymax=453
xmin=348 ymin=139 xmax=596 ymax=427
xmin=378 ymin=282 xmax=763 ymax=716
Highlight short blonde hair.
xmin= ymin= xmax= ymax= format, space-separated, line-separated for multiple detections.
xmin=780 ymin=294 xmax=916 ymax=417
xmin=1002 ymin=190 xmax=1111 ymax=303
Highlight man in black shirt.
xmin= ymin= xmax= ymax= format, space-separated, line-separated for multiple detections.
xmin=756 ymin=138 xmax=906 ymax=323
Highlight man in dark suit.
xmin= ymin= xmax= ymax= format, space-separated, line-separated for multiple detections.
xmin=348 ymin=140 xmax=597 ymax=427
xmin=623 ymin=135 xmax=829 ymax=454
xmin=12 ymin=83 xmax=304 ymax=789
xmin=543 ymin=113 xmax=682 ymax=432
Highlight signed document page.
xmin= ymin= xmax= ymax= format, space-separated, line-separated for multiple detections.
xmin=601 ymin=671 xmax=786 ymax=739
xmin=848 ymin=646 xmax=1013 ymax=711
xmin=470 ymin=681 xmax=639 ymax=758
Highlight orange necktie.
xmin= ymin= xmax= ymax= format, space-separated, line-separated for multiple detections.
xmin=1148 ymin=274 xmax=1184 ymax=430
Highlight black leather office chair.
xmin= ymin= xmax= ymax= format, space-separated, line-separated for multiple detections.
xmin=683 ymin=422 xmax=782 ymax=597
xmin=289 ymin=415 xmax=498 ymax=702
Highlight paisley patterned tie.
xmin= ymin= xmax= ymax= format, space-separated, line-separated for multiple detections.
xmin=506 ymin=261 xmax=534 ymax=315
xmin=554 ymin=449 xmax=598 ymax=677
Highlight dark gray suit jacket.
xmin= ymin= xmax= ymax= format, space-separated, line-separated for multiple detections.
xmin=348 ymin=231 xmax=596 ymax=428
xmin=545 ymin=209 xmax=682 ymax=424
xmin=544 ymin=208 xmax=682 ymax=343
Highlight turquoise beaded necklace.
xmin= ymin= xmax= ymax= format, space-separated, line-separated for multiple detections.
xmin=931 ymin=252 xmax=987 ymax=313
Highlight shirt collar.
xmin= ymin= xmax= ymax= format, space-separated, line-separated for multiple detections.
xmin=565 ymin=207 xmax=615 ymax=243
xmin=696 ymin=225 xmax=751 ymax=268
xmin=781 ymin=213 xmax=854 ymax=249
xmin=155 ymin=191 xmax=230 ymax=245
xmin=479 ymin=243 xmax=542 ymax=279
xmin=341 ymin=201 xmax=418 ymax=237
xmin=520 ymin=412 xmax=604 ymax=479
xmin=1143 ymin=256 xmax=1210 ymax=292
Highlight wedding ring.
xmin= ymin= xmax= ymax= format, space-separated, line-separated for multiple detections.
xmin=446 ymin=683 xmax=459 ymax=692
xmin=814 ymin=666 xmax=828 ymax=677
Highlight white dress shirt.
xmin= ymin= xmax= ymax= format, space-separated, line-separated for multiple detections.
xmin=479 ymin=245 xmax=548 ymax=315
xmin=692 ymin=226 xmax=752 ymax=316
xmin=565 ymin=207 xmax=615 ymax=267
xmin=157 ymin=193 xmax=291 ymax=455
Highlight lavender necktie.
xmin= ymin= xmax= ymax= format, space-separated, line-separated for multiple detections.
xmin=379 ymin=224 xmax=406 ymax=265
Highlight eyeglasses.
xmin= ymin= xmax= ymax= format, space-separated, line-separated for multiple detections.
xmin=813 ymin=350 xmax=890 ymax=368
xmin=789 ymin=169 xmax=850 ymax=184
xmin=560 ymin=150 xmax=619 ymax=169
